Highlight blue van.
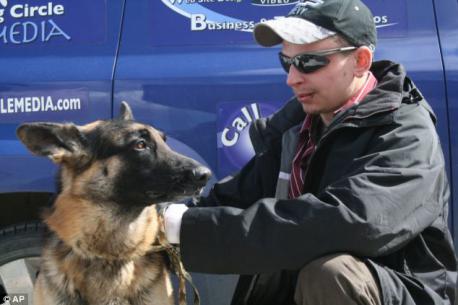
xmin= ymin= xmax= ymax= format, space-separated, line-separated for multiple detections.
xmin=0 ymin=0 xmax=457 ymax=304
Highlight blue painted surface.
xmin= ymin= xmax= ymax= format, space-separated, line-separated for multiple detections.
xmin=0 ymin=0 xmax=124 ymax=193
xmin=0 ymin=0 xmax=107 ymax=45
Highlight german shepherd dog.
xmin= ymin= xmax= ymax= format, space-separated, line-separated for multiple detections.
xmin=17 ymin=102 xmax=211 ymax=305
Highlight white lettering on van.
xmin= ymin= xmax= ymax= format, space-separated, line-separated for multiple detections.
xmin=221 ymin=103 xmax=261 ymax=147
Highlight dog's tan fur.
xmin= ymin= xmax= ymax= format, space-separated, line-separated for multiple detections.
xmin=17 ymin=103 xmax=210 ymax=305
xmin=34 ymin=200 xmax=172 ymax=305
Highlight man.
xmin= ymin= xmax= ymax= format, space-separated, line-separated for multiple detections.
xmin=162 ymin=0 xmax=457 ymax=304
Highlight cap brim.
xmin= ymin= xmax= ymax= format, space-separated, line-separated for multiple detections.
xmin=254 ymin=17 xmax=336 ymax=47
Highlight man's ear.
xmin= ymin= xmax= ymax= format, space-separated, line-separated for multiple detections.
xmin=16 ymin=122 xmax=89 ymax=165
xmin=353 ymin=46 xmax=373 ymax=77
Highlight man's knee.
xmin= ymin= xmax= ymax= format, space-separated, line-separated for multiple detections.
xmin=294 ymin=253 xmax=381 ymax=305
xmin=298 ymin=253 xmax=370 ymax=284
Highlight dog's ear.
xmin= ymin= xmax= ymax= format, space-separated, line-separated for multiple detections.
xmin=16 ymin=122 xmax=89 ymax=165
xmin=120 ymin=101 xmax=134 ymax=121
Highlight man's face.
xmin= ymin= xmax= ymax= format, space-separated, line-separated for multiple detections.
xmin=282 ymin=38 xmax=360 ymax=118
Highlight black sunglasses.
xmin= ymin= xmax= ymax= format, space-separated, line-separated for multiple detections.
xmin=278 ymin=46 xmax=357 ymax=74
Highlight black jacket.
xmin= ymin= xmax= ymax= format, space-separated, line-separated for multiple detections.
xmin=179 ymin=61 xmax=457 ymax=305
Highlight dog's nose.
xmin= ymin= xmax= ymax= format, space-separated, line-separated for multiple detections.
xmin=192 ymin=166 xmax=212 ymax=183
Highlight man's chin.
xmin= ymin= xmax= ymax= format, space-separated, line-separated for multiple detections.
xmin=300 ymin=103 xmax=319 ymax=115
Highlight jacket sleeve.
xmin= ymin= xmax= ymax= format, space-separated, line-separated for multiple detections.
xmin=196 ymin=147 xmax=281 ymax=209
xmin=181 ymin=103 xmax=449 ymax=275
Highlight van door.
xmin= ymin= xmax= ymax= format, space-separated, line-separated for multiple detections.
xmin=0 ymin=0 xmax=125 ymax=193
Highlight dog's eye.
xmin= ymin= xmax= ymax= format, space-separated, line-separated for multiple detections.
xmin=134 ymin=140 xmax=148 ymax=151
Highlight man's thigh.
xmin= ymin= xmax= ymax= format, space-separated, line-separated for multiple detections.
xmin=294 ymin=253 xmax=381 ymax=305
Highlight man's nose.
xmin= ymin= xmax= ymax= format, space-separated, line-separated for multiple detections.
xmin=286 ymin=64 xmax=305 ymax=88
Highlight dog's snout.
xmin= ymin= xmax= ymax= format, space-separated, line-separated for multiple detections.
xmin=192 ymin=166 xmax=211 ymax=183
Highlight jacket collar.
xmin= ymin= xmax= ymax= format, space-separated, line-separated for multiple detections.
xmin=327 ymin=60 xmax=434 ymax=130
xmin=355 ymin=60 xmax=407 ymax=116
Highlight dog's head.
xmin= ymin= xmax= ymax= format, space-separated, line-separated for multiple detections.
xmin=16 ymin=102 xmax=211 ymax=208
